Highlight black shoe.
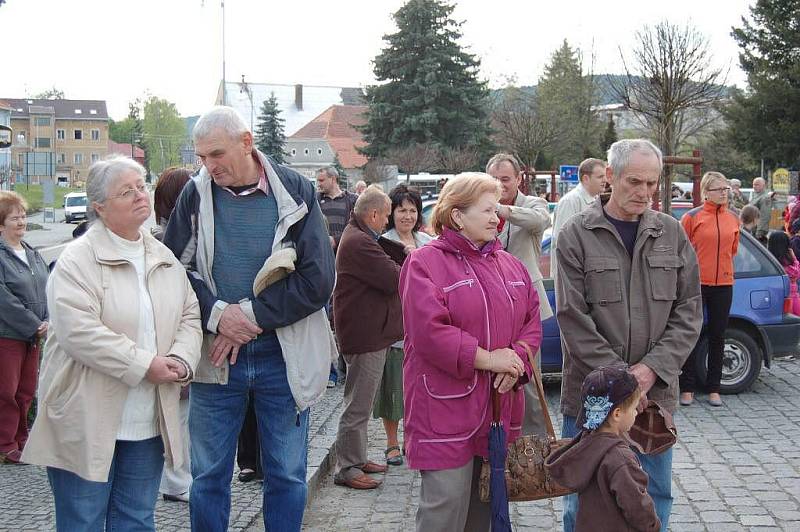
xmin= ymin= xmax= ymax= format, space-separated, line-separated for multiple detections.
xmin=162 ymin=492 xmax=189 ymax=503
xmin=238 ymin=469 xmax=257 ymax=483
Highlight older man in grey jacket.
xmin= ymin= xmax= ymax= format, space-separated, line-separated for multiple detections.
xmin=486 ymin=153 xmax=552 ymax=436
xmin=555 ymin=139 xmax=702 ymax=532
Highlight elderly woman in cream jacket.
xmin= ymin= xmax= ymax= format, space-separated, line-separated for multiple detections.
xmin=23 ymin=156 xmax=202 ymax=532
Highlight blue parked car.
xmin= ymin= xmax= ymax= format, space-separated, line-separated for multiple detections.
xmin=538 ymin=230 xmax=800 ymax=393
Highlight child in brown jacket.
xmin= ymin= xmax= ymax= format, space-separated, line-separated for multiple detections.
xmin=545 ymin=366 xmax=661 ymax=532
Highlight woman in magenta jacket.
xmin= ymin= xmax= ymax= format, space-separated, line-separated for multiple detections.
xmin=399 ymin=173 xmax=542 ymax=532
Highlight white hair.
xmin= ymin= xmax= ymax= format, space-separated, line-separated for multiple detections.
xmin=86 ymin=155 xmax=146 ymax=221
xmin=607 ymin=139 xmax=663 ymax=177
xmin=193 ymin=106 xmax=250 ymax=142
xmin=730 ymin=178 xmax=742 ymax=187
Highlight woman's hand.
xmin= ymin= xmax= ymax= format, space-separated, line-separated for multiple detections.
xmin=494 ymin=372 xmax=518 ymax=394
xmin=145 ymin=356 xmax=182 ymax=384
xmin=488 ymin=348 xmax=525 ymax=377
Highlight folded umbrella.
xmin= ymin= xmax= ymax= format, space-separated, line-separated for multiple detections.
xmin=488 ymin=387 xmax=513 ymax=532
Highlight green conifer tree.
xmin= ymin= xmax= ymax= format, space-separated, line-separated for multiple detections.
xmin=359 ymin=0 xmax=492 ymax=159
xmin=255 ymin=94 xmax=286 ymax=163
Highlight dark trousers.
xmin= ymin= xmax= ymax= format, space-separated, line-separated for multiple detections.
xmin=0 ymin=338 xmax=39 ymax=453
xmin=236 ymin=391 xmax=262 ymax=475
xmin=680 ymin=285 xmax=734 ymax=394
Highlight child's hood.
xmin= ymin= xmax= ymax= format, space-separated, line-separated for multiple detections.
xmin=545 ymin=430 xmax=628 ymax=491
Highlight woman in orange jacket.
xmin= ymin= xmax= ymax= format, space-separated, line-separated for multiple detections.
xmin=679 ymin=172 xmax=740 ymax=407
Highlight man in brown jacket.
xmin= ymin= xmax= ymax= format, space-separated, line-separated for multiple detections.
xmin=332 ymin=185 xmax=403 ymax=490
xmin=555 ymin=139 xmax=702 ymax=532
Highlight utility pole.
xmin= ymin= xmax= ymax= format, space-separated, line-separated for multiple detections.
xmin=222 ymin=1 xmax=227 ymax=106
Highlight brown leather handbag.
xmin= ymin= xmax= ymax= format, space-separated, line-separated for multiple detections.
xmin=479 ymin=342 xmax=575 ymax=502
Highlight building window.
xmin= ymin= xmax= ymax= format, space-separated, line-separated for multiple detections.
xmin=317 ymin=148 xmax=323 ymax=156
xmin=57 ymin=129 xmax=65 ymax=140
xmin=74 ymin=109 xmax=82 ymax=115
xmin=91 ymin=129 xmax=100 ymax=141
xmin=304 ymin=148 xmax=309 ymax=155
xmin=74 ymin=129 xmax=82 ymax=140
xmin=74 ymin=153 xmax=83 ymax=165
xmin=57 ymin=152 xmax=66 ymax=164
xmin=91 ymin=153 xmax=99 ymax=163
xmin=290 ymin=149 xmax=296 ymax=157
xmin=89 ymin=109 xmax=97 ymax=115
xmin=35 ymin=137 xmax=51 ymax=148
xmin=35 ymin=117 xmax=51 ymax=126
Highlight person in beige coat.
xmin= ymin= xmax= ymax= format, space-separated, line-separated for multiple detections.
xmin=486 ymin=153 xmax=552 ymax=437
xmin=22 ymin=155 xmax=202 ymax=532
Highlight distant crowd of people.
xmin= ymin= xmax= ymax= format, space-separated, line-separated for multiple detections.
xmin=2 ymin=104 xmax=799 ymax=532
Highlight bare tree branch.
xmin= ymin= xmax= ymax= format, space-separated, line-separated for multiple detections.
xmin=609 ymin=20 xmax=728 ymax=212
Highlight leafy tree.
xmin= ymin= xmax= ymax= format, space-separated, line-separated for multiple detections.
xmin=142 ymin=96 xmax=185 ymax=176
xmin=728 ymin=0 xmax=800 ymax=168
xmin=359 ymin=0 xmax=492 ymax=159
xmin=254 ymin=93 xmax=286 ymax=163
xmin=33 ymin=86 xmax=65 ymax=99
xmin=537 ymin=40 xmax=602 ymax=164
xmin=600 ymin=115 xmax=618 ymax=153
xmin=109 ymin=100 xmax=146 ymax=166
xmin=695 ymin=120 xmax=759 ymax=183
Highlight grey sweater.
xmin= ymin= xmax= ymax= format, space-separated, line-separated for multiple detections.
xmin=0 ymin=239 xmax=49 ymax=341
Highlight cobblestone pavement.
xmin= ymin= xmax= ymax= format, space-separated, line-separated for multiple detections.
xmin=3 ymin=358 xmax=799 ymax=531
xmin=302 ymin=357 xmax=800 ymax=532
xmin=0 ymin=385 xmax=345 ymax=532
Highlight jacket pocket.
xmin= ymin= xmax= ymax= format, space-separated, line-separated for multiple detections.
xmin=584 ymin=257 xmax=622 ymax=305
xmin=646 ymin=255 xmax=682 ymax=301
xmin=423 ymin=373 xmax=481 ymax=436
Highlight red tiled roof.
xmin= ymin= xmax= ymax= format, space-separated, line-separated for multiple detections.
xmin=291 ymin=105 xmax=368 ymax=168
xmin=108 ymin=140 xmax=145 ymax=158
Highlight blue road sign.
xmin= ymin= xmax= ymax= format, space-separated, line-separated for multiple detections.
xmin=559 ymin=165 xmax=579 ymax=182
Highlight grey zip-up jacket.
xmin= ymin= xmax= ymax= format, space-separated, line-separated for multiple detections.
xmin=0 ymin=239 xmax=49 ymax=341
xmin=555 ymin=198 xmax=702 ymax=416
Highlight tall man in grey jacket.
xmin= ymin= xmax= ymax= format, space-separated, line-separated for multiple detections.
xmin=486 ymin=153 xmax=552 ymax=436
xmin=555 ymin=139 xmax=702 ymax=532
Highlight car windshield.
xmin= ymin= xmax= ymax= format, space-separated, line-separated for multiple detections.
xmin=65 ymin=196 xmax=87 ymax=207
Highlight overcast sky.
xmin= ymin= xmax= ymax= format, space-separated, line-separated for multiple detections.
xmin=0 ymin=0 xmax=754 ymax=120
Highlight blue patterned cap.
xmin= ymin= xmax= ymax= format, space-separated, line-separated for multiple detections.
xmin=575 ymin=366 xmax=639 ymax=431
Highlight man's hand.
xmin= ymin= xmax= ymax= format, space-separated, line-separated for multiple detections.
xmin=218 ymin=304 xmax=262 ymax=344
xmin=145 ymin=356 xmax=182 ymax=384
xmin=36 ymin=321 xmax=48 ymax=337
xmin=629 ymin=363 xmax=657 ymax=395
xmin=210 ymin=334 xmax=244 ymax=367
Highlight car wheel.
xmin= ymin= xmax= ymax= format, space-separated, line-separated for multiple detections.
xmin=693 ymin=327 xmax=762 ymax=394
xmin=65 ymin=216 xmax=71 ymax=223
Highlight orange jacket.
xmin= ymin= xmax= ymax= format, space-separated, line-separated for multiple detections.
xmin=681 ymin=201 xmax=740 ymax=286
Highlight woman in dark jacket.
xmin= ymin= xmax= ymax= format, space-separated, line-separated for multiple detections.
xmin=0 ymin=191 xmax=49 ymax=464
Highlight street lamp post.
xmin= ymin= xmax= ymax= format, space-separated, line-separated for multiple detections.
xmin=16 ymin=132 xmax=29 ymax=190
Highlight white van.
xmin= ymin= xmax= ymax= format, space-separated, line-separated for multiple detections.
xmin=63 ymin=192 xmax=88 ymax=223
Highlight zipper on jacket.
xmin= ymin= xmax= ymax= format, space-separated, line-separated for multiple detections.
xmin=463 ymin=258 xmax=491 ymax=349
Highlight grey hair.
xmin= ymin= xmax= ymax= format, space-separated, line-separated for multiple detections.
xmin=729 ymin=178 xmax=742 ymax=187
xmin=607 ymin=139 xmax=663 ymax=177
xmin=485 ymin=153 xmax=522 ymax=174
xmin=193 ymin=106 xmax=250 ymax=142
xmin=317 ymin=166 xmax=339 ymax=180
xmin=353 ymin=185 xmax=389 ymax=218
xmin=86 ymin=155 xmax=146 ymax=221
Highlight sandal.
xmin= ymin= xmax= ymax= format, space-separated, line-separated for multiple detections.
xmin=385 ymin=445 xmax=404 ymax=466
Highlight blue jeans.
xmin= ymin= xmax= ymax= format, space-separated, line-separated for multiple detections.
xmin=47 ymin=436 xmax=164 ymax=532
xmin=561 ymin=415 xmax=672 ymax=532
xmin=189 ymin=334 xmax=309 ymax=532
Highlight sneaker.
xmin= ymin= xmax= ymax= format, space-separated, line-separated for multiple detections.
xmin=327 ymin=378 xmax=336 ymax=388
